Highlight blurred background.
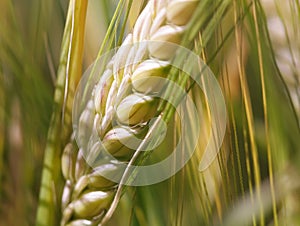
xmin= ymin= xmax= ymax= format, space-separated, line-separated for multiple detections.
xmin=0 ymin=0 xmax=299 ymax=225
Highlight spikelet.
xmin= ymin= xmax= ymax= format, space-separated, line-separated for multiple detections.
xmin=60 ymin=0 xmax=200 ymax=225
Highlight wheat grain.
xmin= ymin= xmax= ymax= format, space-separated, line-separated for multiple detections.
xmin=60 ymin=0 xmax=200 ymax=225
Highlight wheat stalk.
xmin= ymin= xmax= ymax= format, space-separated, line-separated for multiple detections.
xmin=60 ymin=0 xmax=200 ymax=225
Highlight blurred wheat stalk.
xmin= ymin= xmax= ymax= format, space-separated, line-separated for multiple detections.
xmin=0 ymin=0 xmax=299 ymax=226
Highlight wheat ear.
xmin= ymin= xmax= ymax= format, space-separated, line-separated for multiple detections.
xmin=60 ymin=0 xmax=200 ymax=225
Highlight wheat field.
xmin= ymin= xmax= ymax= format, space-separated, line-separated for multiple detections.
xmin=0 ymin=0 xmax=299 ymax=226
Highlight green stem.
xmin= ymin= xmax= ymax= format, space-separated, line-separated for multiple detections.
xmin=35 ymin=1 xmax=87 ymax=225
